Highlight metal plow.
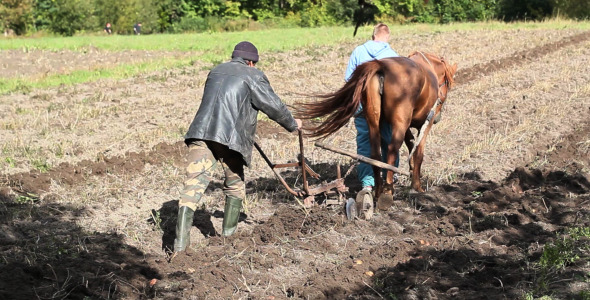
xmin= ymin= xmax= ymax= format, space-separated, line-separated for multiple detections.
xmin=254 ymin=130 xmax=349 ymax=207
xmin=255 ymin=130 xmax=409 ymax=218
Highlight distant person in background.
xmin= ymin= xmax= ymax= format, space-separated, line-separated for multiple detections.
xmin=104 ymin=23 xmax=112 ymax=35
xmin=133 ymin=23 xmax=142 ymax=35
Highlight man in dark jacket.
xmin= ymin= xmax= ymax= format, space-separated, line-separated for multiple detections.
xmin=173 ymin=41 xmax=301 ymax=256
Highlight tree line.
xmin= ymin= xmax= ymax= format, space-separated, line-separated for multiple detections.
xmin=1 ymin=0 xmax=588 ymax=36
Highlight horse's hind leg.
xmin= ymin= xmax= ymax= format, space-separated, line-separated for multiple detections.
xmin=367 ymin=116 xmax=383 ymax=198
xmin=364 ymin=75 xmax=383 ymax=199
xmin=404 ymin=129 xmax=415 ymax=171
xmin=385 ymin=124 xmax=407 ymax=186
xmin=374 ymin=120 xmax=407 ymax=211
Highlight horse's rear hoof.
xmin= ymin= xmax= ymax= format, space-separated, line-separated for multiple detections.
xmin=412 ymin=186 xmax=425 ymax=193
xmin=411 ymin=183 xmax=425 ymax=193
xmin=376 ymin=193 xmax=394 ymax=211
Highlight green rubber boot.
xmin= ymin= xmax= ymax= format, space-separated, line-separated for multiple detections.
xmin=173 ymin=206 xmax=195 ymax=253
xmin=221 ymin=196 xmax=243 ymax=237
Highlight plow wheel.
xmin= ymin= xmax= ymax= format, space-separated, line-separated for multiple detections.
xmin=346 ymin=189 xmax=374 ymax=220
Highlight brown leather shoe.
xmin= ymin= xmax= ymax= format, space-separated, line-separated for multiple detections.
xmin=356 ymin=188 xmax=374 ymax=220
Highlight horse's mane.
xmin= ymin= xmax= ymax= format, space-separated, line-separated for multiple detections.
xmin=408 ymin=51 xmax=455 ymax=89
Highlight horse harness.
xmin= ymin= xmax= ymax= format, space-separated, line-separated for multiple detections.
xmin=417 ymin=51 xmax=449 ymax=100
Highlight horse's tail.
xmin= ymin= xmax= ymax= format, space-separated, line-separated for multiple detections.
xmin=295 ymin=60 xmax=384 ymax=138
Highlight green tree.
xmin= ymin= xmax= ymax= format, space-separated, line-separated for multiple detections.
xmin=154 ymin=0 xmax=196 ymax=32
xmin=0 ymin=0 xmax=33 ymax=35
xmin=299 ymin=2 xmax=336 ymax=26
xmin=554 ymin=0 xmax=590 ymax=19
xmin=93 ymin=0 xmax=159 ymax=34
xmin=116 ymin=0 xmax=159 ymax=34
xmin=186 ymin=0 xmax=225 ymax=18
xmin=33 ymin=0 xmax=53 ymax=31
xmin=45 ymin=0 xmax=94 ymax=36
xmin=497 ymin=0 xmax=553 ymax=21
xmin=324 ymin=0 xmax=357 ymax=25
xmin=94 ymin=0 xmax=121 ymax=32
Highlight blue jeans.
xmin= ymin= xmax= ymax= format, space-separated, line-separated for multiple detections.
xmin=355 ymin=114 xmax=400 ymax=188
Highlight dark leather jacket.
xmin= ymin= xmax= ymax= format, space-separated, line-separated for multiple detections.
xmin=185 ymin=57 xmax=298 ymax=166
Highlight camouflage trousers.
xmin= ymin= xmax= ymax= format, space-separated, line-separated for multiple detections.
xmin=178 ymin=140 xmax=245 ymax=211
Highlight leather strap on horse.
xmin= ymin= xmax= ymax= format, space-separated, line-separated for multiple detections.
xmin=425 ymin=99 xmax=441 ymax=123
xmin=418 ymin=51 xmax=434 ymax=70
xmin=407 ymin=98 xmax=442 ymax=164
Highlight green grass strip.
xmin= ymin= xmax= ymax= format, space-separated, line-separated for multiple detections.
xmin=3 ymin=21 xmax=589 ymax=52
xmin=0 ymin=27 xmax=360 ymax=51
xmin=0 ymin=27 xmax=362 ymax=94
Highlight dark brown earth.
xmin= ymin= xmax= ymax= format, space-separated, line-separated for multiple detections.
xmin=1 ymin=30 xmax=590 ymax=300
xmin=1 ymin=121 xmax=588 ymax=299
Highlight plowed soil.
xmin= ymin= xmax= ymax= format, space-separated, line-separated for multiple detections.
xmin=1 ymin=28 xmax=589 ymax=300
xmin=0 ymin=48 xmax=190 ymax=79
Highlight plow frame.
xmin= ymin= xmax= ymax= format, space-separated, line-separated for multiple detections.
xmin=254 ymin=130 xmax=409 ymax=207
xmin=254 ymin=130 xmax=348 ymax=206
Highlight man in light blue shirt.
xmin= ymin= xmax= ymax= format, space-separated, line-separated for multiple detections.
xmin=345 ymin=24 xmax=399 ymax=80
xmin=346 ymin=23 xmax=399 ymax=218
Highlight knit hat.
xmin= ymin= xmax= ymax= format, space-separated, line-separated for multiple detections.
xmin=232 ymin=41 xmax=259 ymax=62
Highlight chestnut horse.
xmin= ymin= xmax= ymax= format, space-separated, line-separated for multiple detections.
xmin=297 ymin=52 xmax=457 ymax=199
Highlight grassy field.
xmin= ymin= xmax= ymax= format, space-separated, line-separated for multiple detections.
xmin=0 ymin=27 xmax=360 ymax=51
xmin=1 ymin=20 xmax=590 ymax=95
xmin=2 ymin=20 xmax=589 ymax=52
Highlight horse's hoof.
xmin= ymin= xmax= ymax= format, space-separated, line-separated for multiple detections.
xmin=410 ymin=183 xmax=425 ymax=193
xmin=376 ymin=193 xmax=394 ymax=211
xmin=412 ymin=186 xmax=425 ymax=193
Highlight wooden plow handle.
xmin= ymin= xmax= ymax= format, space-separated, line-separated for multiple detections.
xmin=314 ymin=142 xmax=410 ymax=177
